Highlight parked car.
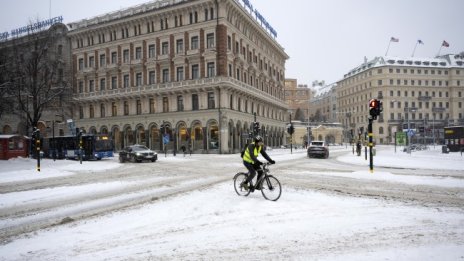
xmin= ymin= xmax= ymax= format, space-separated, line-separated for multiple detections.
xmin=307 ymin=141 xmax=329 ymax=159
xmin=119 ymin=145 xmax=157 ymax=163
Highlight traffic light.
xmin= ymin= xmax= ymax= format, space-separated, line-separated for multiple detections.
xmin=287 ymin=124 xmax=295 ymax=135
xmin=253 ymin=122 xmax=260 ymax=134
xmin=369 ymin=99 xmax=383 ymax=120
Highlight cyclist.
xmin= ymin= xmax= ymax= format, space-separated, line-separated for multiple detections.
xmin=241 ymin=135 xmax=275 ymax=191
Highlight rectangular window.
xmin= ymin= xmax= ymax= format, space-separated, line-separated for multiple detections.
xmin=89 ymin=80 xmax=94 ymax=92
xmin=148 ymin=44 xmax=155 ymax=58
xmin=207 ymin=92 xmax=215 ymax=109
xmin=123 ymin=50 xmax=129 ymax=63
xmin=191 ymin=36 xmax=198 ymax=50
xmin=162 ymin=42 xmax=169 ymax=55
xmin=163 ymin=97 xmax=169 ymax=112
xmin=112 ymin=102 xmax=117 ymax=116
xmin=149 ymin=71 xmax=156 ymax=84
xmin=149 ymin=98 xmax=155 ymax=113
xmin=177 ymin=66 xmax=184 ymax=81
xmin=176 ymin=39 xmax=183 ymax=53
xmin=206 ymin=33 xmax=214 ymax=48
xmin=192 ymin=94 xmax=199 ymax=111
xmin=124 ymin=101 xmax=129 ymax=115
xmin=111 ymin=76 xmax=117 ymax=89
xmin=111 ymin=52 xmax=117 ymax=64
xmin=136 ymin=73 xmax=142 ymax=86
xmin=78 ymin=58 xmax=84 ymax=70
xmin=100 ymin=54 xmax=106 ymax=67
xmin=135 ymin=47 xmax=142 ymax=60
xmin=162 ymin=69 xmax=169 ymax=82
xmin=101 ymin=104 xmax=105 ymax=118
xmin=124 ymin=75 xmax=129 ymax=88
xmin=136 ymin=100 xmax=142 ymax=115
xmin=89 ymin=56 xmax=95 ymax=67
xmin=191 ymin=64 xmax=199 ymax=79
xmin=207 ymin=62 xmax=215 ymax=77
xmin=177 ymin=96 xmax=184 ymax=111
xmin=79 ymin=81 xmax=83 ymax=93
xmin=100 ymin=78 xmax=106 ymax=91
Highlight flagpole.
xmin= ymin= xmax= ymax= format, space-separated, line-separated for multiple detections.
xmin=411 ymin=42 xmax=418 ymax=57
xmin=437 ymin=45 xmax=443 ymax=57
xmin=385 ymin=40 xmax=391 ymax=56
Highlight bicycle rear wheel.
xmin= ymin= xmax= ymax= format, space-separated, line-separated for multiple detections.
xmin=261 ymin=175 xmax=281 ymax=201
xmin=233 ymin=173 xmax=251 ymax=197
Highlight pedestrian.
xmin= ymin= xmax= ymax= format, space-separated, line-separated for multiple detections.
xmin=181 ymin=145 xmax=186 ymax=157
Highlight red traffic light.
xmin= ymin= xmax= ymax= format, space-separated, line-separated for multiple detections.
xmin=369 ymin=99 xmax=378 ymax=109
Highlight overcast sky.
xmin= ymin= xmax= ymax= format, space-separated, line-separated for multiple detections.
xmin=1 ymin=0 xmax=462 ymax=85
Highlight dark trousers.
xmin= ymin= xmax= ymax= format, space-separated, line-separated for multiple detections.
xmin=243 ymin=161 xmax=263 ymax=185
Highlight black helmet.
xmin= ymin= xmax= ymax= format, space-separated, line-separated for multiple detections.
xmin=254 ymin=135 xmax=263 ymax=143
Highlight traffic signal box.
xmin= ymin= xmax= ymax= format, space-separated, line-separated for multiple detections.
xmin=287 ymin=124 xmax=295 ymax=135
xmin=369 ymin=99 xmax=383 ymax=120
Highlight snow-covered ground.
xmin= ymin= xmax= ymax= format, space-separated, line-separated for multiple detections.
xmin=0 ymin=145 xmax=463 ymax=260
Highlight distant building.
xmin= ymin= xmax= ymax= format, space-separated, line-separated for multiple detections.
xmin=284 ymin=78 xmax=312 ymax=121
xmin=309 ymin=83 xmax=337 ymax=123
xmin=67 ymin=0 xmax=289 ymax=153
xmin=337 ymin=54 xmax=464 ymax=144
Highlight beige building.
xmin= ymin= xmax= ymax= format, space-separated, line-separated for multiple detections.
xmin=284 ymin=78 xmax=312 ymax=122
xmin=309 ymin=83 xmax=337 ymax=123
xmin=67 ymin=0 xmax=289 ymax=153
xmin=337 ymin=54 xmax=464 ymax=144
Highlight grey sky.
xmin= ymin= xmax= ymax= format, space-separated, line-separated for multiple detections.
xmin=1 ymin=0 xmax=462 ymax=85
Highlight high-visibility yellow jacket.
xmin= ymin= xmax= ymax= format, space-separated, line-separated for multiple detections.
xmin=242 ymin=142 xmax=272 ymax=164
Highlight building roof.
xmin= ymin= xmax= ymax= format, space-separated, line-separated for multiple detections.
xmin=342 ymin=53 xmax=464 ymax=80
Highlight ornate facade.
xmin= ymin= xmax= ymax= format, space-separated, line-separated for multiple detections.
xmin=68 ymin=0 xmax=289 ymax=153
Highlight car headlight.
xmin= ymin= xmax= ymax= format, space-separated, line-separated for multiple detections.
xmin=135 ymin=152 xmax=142 ymax=156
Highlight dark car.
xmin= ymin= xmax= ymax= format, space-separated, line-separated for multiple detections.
xmin=119 ymin=145 xmax=158 ymax=163
xmin=307 ymin=141 xmax=329 ymax=159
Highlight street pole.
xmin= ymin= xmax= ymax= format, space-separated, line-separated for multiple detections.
xmin=290 ymin=113 xmax=293 ymax=154
xmin=52 ymin=120 xmax=56 ymax=161
xmin=368 ymin=117 xmax=373 ymax=173
xmin=407 ymin=108 xmax=411 ymax=154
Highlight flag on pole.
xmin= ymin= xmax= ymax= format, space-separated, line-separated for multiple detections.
xmin=418 ymin=39 xmax=424 ymax=44
xmin=390 ymin=37 xmax=399 ymax=42
xmin=442 ymin=40 xmax=449 ymax=47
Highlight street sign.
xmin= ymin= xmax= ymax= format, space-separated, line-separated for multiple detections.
xmin=396 ymin=132 xmax=406 ymax=145
xmin=163 ymin=134 xmax=170 ymax=144
xmin=407 ymin=129 xmax=415 ymax=137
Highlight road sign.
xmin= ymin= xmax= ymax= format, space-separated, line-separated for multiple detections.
xmin=407 ymin=129 xmax=415 ymax=137
xmin=396 ymin=132 xmax=406 ymax=145
xmin=163 ymin=134 xmax=170 ymax=144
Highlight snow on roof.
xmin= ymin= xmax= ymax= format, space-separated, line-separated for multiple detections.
xmin=342 ymin=53 xmax=464 ymax=79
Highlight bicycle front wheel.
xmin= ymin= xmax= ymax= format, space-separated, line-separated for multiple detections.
xmin=261 ymin=175 xmax=281 ymax=201
xmin=233 ymin=173 xmax=251 ymax=197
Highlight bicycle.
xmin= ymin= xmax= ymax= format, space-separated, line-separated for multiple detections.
xmin=233 ymin=162 xmax=282 ymax=201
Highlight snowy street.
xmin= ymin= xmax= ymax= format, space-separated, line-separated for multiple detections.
xmin=0 ymin=146 xmax=464 ymax=260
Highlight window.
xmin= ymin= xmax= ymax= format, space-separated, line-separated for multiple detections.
xmin=192 ymin=94 xmax=199 ymax=110
xmin=124 ymin=75 xmax=129 ymax=88
xmin=79 ymin=81 xmax=83 ymax=93
xmin=100 ymin=54 xmax=106 ymax=67
xmin=112 ymin=102 xmax=117 ymax=116
xmin=148 ymin=44 xmax=155 ymax=58
xmin=135 ymin=47 xmax=142 ymax=60
xmin=100 ymin=104 xmax=105 ymax=118
xmin=89 ymin=80 xmax=94 ymax=92
xmin=100 ymin=78 xmax=106 ymax=91
xmin=149 ymin=71 xmax=156 ymax=84
xmin=207 ymin=62 xmax=215 ymax=77
xmin=191 ymin=36 xmax=199 ymax=50
xmin=89 ymin=105 xmax=94 ymax=118
xmin=207 ymin=92 xmax=215 ymax=109
xmin=191 ymin=64 xmax=199 ymax=79
xmin=124 ymin=101 xmax=129 ymax=115
xmin=176 ymin=39 xmax=183 ymax=53
xmin=162 ymin=42 xmax=168 ymax=55
xmin=177 ymin=96 xmax=184 ymax=111
xmin=111 ymin=76 xmax=117 ymax=89
xmin=227 ymin=36 xmax=231 ymax=50
xmin=162 ymin=69 xmax=169 ymax=82
xmin=176 ymin=66 xmax=184 ymax=81
xmin=123 ymin=50 xmax=129 ymax=63
xmin=79 ymin=106 xmax=83 ymax=119
xmin=136 ymin=73 xmax=142 ymax=86
xmin=149 ymin=98 xmax=155 ymax=113
xmin=78 ymin=58 xmax=83 ymax=70
xmin=89 ymin=56 xmax=95 ymax=67
xmin=136 ymin=100 xmax=142 ymax=115
xmin=206 ymin=33 xmax=214 ymax=48
xmin=111 ymin=52 xmax=117 ymax=64
xmin=163 ymin=97 xmax=169 ymax=112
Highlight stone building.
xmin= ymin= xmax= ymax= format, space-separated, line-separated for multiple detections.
xmin=284 ymin=78 xmax=312 ymax=122
xmin=67 ymin=0 xmax=289 ymax=153
xmin=337 ymin=54 xmax=464 ymax=144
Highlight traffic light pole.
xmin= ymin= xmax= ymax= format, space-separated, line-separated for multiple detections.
xmin=368 ymin=117 xmax=374 ymax=173
xmin=290 ymin=113 xmax=293 ymax=154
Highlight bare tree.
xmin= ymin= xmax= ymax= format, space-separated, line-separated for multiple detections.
xmin=294 ymin=108 xmax=305 ymax=122
xmin=0 ymin=21 xmax=70 ymax=134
